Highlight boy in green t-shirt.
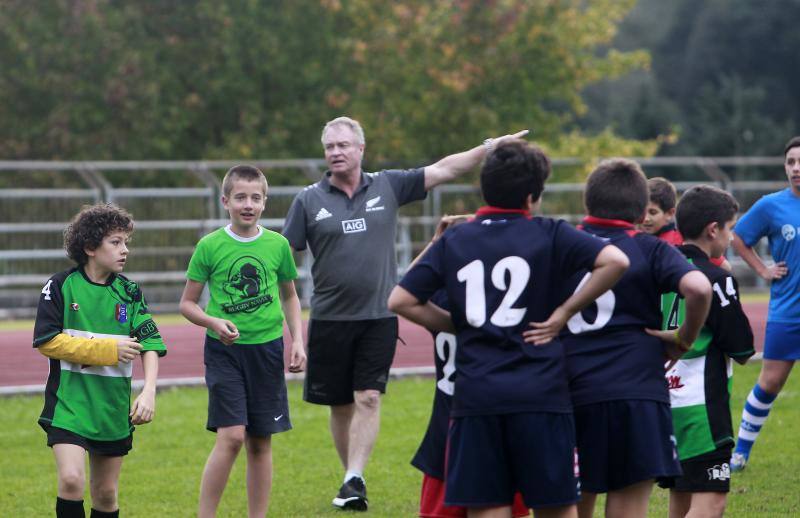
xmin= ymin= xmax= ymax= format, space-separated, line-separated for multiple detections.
xmin=33 ymin=203 xmax=166 ymax=518
xmin=180 ymin=165 xmax=306 ymax=517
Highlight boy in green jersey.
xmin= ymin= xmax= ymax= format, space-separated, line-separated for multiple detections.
xmin=33 ymin=203 xmax=166 ymax=518
xmin=180 ymin=165 xmax=306 ymax=518
xmin=655 ymin=186 xmax=755 ymax=517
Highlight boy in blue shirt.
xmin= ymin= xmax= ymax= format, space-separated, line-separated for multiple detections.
xmin=730 ymin=136 xmax=800 ymax=471
xmin=389 ymin=140 xmax=630 ymax=517
xmin=542 ymin=159 xmax=712 ymax=518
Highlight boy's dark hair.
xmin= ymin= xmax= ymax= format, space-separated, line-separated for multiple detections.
xmin=676 ymin=185 xmax=739 ymax=240
xmin=784 ymin=136 xmax=800 ymax=156
xmin=647 ymin=177 xmax=677 ymax=211
xmin=584 ymin=158 xmax=648 ymax=223
xmin=222 ymin=165 xmax=268 ymax=197
xmin=64 ymin=203 xmax=134 ymax=265
xmin=480 ymin=139 xmax=550 ymax=209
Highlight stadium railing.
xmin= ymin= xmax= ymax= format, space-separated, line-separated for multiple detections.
xmin=0 ymin=158 xmax=784 ymax=318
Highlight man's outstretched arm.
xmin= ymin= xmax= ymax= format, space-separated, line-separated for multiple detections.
xmin=423 ymin=130 xmax=529 ymax=190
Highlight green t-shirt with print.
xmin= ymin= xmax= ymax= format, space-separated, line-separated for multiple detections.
xmin=186 ymin=225 xmax=298 ymax=344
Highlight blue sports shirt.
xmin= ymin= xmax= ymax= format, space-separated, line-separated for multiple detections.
xmin=561 ymin=217 xmax=696 ymax=406
xmin=399 ymin=207 xmax=607 ymax=417
xmin=734 ymin=188 xmax=800 ymax=322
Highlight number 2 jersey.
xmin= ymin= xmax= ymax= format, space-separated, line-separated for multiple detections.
xmin=662 ymin=244 xmax=755 ymax=460
xmin=411 ymin=291 xmax=454 ymax=479
xmin=33 ymin=267 xmax=166 ymax=441
xmin=561 ymin=217 xmax=696 ymax=407
xmin=398 ymin=208 xmax=607 ymax=417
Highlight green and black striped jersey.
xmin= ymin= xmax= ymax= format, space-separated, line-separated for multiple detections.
xmin=33 ymin=266 xmax=166 ymax=441
xmin=662 ymin=245 xmax=755 ymax=460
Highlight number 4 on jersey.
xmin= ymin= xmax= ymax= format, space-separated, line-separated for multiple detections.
xmin=41 ymin=280 xmax=54 ymax=301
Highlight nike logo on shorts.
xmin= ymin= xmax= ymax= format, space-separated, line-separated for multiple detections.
xmin=274 ymin=414 xmax=283 ymax=421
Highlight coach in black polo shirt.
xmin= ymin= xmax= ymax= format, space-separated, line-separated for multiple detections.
xmin=282 ymin=116 xmax=526 ymax=511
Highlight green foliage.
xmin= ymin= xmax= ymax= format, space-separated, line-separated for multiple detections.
xmin=1 ymin=364 xmax=799 ymax=516
xmin=0 ymin=1 xmax=650 ymax=167
xmin=582 ymin=0 xmax=800 ymax=160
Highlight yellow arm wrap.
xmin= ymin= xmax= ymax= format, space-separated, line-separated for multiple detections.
xmin=38 ymin=333 xmax=118 ymax=366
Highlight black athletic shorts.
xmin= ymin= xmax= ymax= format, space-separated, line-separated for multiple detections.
xmin=446 ymin=412 xmax=580 ymax=509
xmin=46 ymin=425 xmax=132 ymax=457
xmin=658 ymin=448 xmax=732 ymax=493
xmin=304 ymin=317 xmax=398 ymax=405
xmin=574 ymin=399 xmax=681 ymax=493
xmin=204 ymin=335 xmax=292 ymax=436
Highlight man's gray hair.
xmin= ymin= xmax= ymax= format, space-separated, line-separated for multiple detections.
xmin=321 ymin=116 xmax=365 ymax=145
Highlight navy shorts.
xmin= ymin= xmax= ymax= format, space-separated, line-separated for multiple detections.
xmin=304 ymin=318 xmax=398 ymax=405
xmin=658 ymin=448 xmax=731 ymax=493
xmin=46 ymin=425 xmax=132 ymax=457
xmin=574 ymin=400 xmax=681 ymax=493
xmin=763 ymin=321 xmax=800 ymax=360
xmin=204 ymin=335 xmax=291 ymax=436
xmin=445 ymin=412 xmax=579 ymax=509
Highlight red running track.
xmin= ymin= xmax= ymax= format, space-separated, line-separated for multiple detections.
xmin=0 ymin=302 xmax=768 ymax=388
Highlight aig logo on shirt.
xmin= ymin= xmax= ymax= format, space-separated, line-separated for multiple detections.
xmin=781 ymin=224 xmax=796 ymax=241
xmin=342 ymin=218 xmax=367 ymax=234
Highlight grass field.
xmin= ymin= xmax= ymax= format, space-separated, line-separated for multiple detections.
xmin=1 ymin=362 xmax=798 ymax=517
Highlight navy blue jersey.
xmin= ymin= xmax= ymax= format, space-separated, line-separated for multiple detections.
xmin=399 ymin=208 xmax=607 ymax=416
xmin=561 ymin=217 xmax=696 ymax=406
xmin=411 ymin=291 xmax=454 ymax=479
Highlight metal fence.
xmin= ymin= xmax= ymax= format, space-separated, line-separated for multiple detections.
xmin=0 ymin=157 xmax=785 ymax=318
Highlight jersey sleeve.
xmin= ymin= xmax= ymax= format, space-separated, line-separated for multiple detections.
xmin=398 ymin=235 xmax=446 ymax=304
xmin=734 ymin=196 xmax=770 ymax=247
xmin=131 ymin=289 xmax=166 ymax=356
xmin=33 ymin=274 xmax=65 ymax=347
xmin=706 ymin=274 xmax=755 ymax=360
xmin=276 ymin=237 xmax=299 ymax=282
xmin=282 ymin=194 xmax=308 ymax=250
xmin=650 ymin=239 xmax=696 ymax=293
xmin=186 ymin=237 xmax=211 ymax=283
xmin=553 ymin=221 xmax=607 ymax=274
xmin=383 ymin=168 xmax=427 ymax=206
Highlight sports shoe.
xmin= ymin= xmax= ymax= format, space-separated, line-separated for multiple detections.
xmin=332 ymin=477 xmax=368 ymax=511
xmin=730 ymin=452 xmax=748 ymax=472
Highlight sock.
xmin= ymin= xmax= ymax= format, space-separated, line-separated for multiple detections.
xmin=56 ymin=497 xmax=85 ymax=518
xmin=734 ymin=383 xmax=777 ymax=458
xmin=90 ymin=509 xmax=119 ymax=518
xmin=344 ymin=470 xmax=364 ymax=484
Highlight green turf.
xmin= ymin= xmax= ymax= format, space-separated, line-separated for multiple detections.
xmin=1 ymin=364 xmax=798 ymax=516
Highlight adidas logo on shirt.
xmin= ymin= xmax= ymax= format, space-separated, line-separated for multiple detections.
xmin=315 ymin=208 xmax=332 ymax=221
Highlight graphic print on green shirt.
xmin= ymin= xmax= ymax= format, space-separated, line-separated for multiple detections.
xmin=186 ymin=226 xmax=298 ymax=344
xmin=33 ymin=267 xmax=166 ymax=441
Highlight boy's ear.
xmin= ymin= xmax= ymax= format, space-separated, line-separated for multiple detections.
xmin=704 ymin=221 xmax=719 ymax=239
xmin=84 ymin=246 xmax=96 ymax=258
xmin=666 ymin=207 xmax=677 ymax=219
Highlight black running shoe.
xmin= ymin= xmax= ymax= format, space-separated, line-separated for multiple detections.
xmin=332 ymin=477 xmax=368 ymax=511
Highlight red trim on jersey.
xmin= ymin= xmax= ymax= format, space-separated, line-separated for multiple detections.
xmin=656 ymin=227 xmax=684 ymax=246
xmin=419 ymin=475 xmax=529 ymax=518
xmin=582 ymin=215 xmax=635 ymax=229
xmin=475 ymin=206 xmax=532 ymax=218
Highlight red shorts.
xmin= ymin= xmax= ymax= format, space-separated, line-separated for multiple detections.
xmin=420 ymin=474 xmax=529 ymax=517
